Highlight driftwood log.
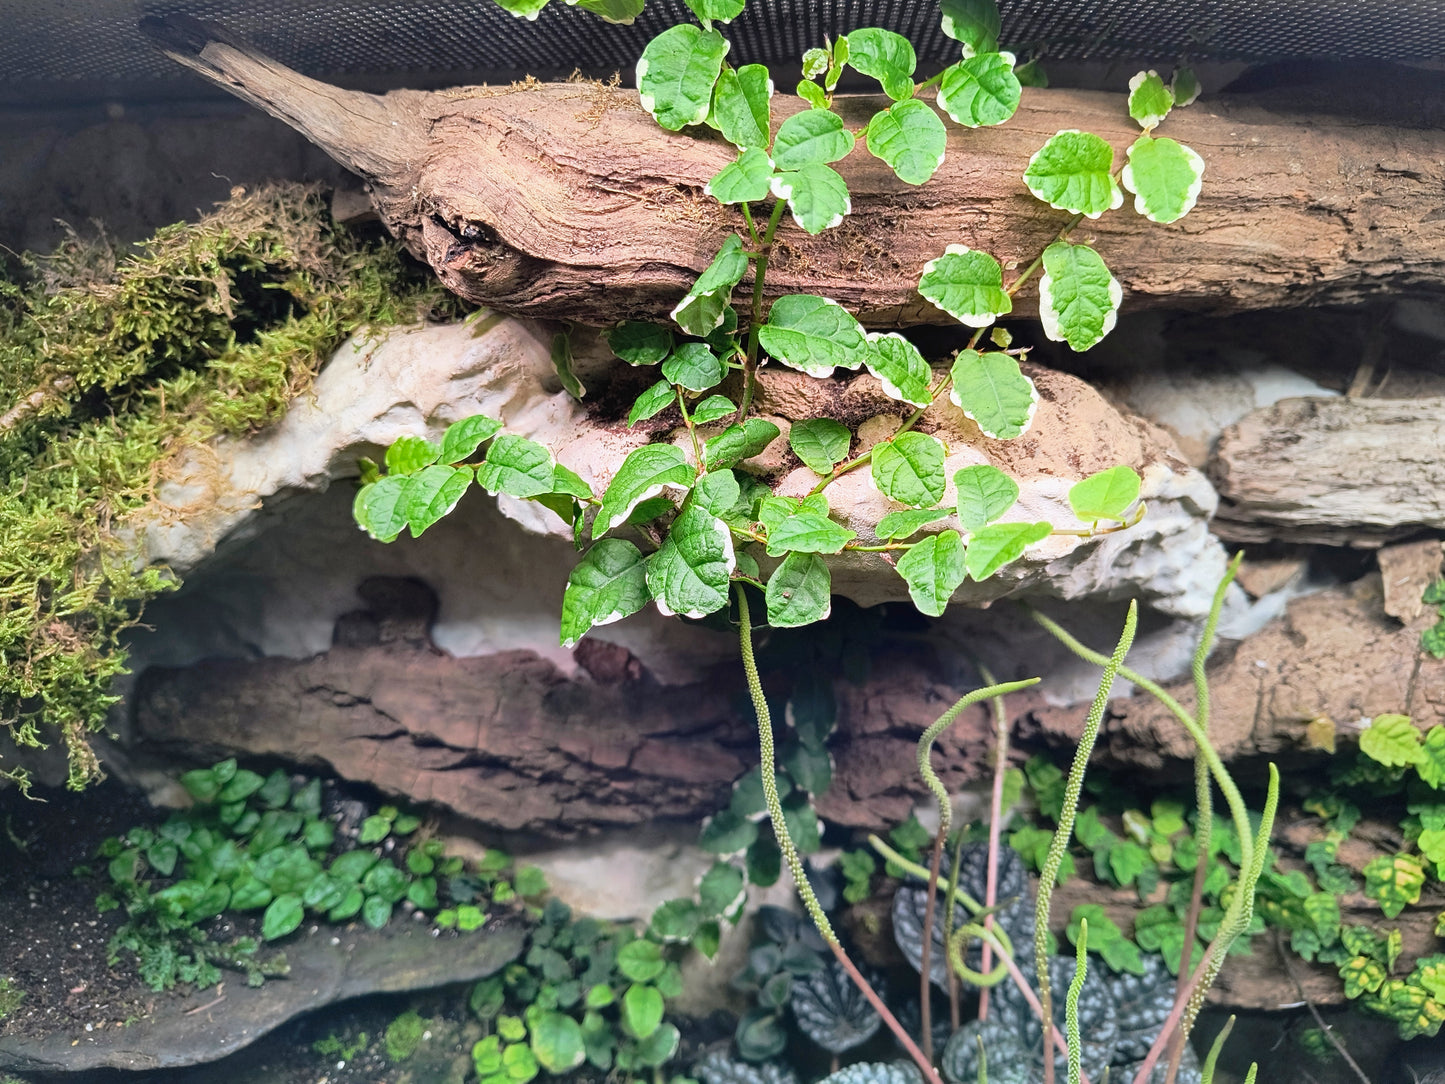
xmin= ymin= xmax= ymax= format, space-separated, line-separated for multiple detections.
xmin=1211 ymin=396 xmax=1445 ymax=545
xmin=143 ymin=16 xmax=1445 ymax=327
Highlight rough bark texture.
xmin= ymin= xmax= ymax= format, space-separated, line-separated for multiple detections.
xmin=142 ymin=17 xmax=1445 ymax=327
xmin=1211 ymin=396 xmax=1445 ymax=545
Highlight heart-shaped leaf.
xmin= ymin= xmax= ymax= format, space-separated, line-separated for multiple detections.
xmin=875 ymin=507 xmax=949 ymax=540
xmin=770 ymin=164 xmax=852 ymax=234
xmin=865 ymin=99 xmax=947 ymax=185
xmin=663 ymin=342 xmax=725 ymax=392
xmin=1038 ymin=241 xmax=1123 ymax=352
xmin=846 ymin=27 xmax=917 ymax=101
xmin=790 ymin=960 xmax=884 ymax=1053
xmin=629 ymin=379 xmax=676 ymax=426
xmin=773 ymin=109 xmax=855 ymax=169
xmin=710 ymin=63 xmax=772 ymax=149
xmin=766 ymin=551 xmax=833 ymax=627
xmin=646 ymin=505 xmax=735 ymax=618
xmin=864 ymin=332 xmax=933 ymax=406
xmin=596 ymin=444 xmax=694 ymax=535
xmin=608 ymin=321 xmax=673 ymax=365
xmin=1023 ymin=130 xmax=1124 ymax=218
xmin=672 ymin=234 xmax=749 ymax=337
xmin=637 ymin=24 xmax=730 ymax=131
xmin=764 ymin=511 xmax=856 ymax=556
xmin=692 ymin=395 xmax=738 ymax=425
xmin=404 ymin=463 xmax=472 ymax=536
xmin=1068 ymin=464 xmax=1141 ymax=522
xmin=1127 ymin=69 xmax=1174 ymax=130
xmin=707 ymin=147 xmax=776 ymax=205
xmin=440 ymin=415 xmax=502 ymax=464
xmin=1122 ymin=134 xmax=1205 ymax=223
xmin=918 ymin=245 xmax=1011 ymax=327
xmin=788 ymin=418 xmax=852 ymax=474
xmin=939 ymin=0 xmax=1000 ymax=55
xmin=386 ymin=435 xmax=440 ymax=475
xmin=954 ymin=464 xmax=1018 ymax=530
xmin=936 ymin=52 xmax=1021 ymax=128
xmin=948 ymin=350 xmax=1038 ymax=439
xmin=684 ymin=0 xmax=745 ymax=28
xmin=560 ymin=539 xmax=651 ymax=647
xmin=896 ymin=529 xmax=966 ymax=616
xmin=759 ymin=294 xmax=868 ymax=377
xmin=964 ymin=521 xmax=1051 ymax=580
xmin=706 ymin=418 xmax=781 ymax=468
xmin=476 ymin=434 xmax=556 ymax=498
xmin=872 ymin=432 xmax=947 ymax=508
xmin=567 ymin=0 xmax=645 ymax=22
xmin=354 ymin=475 xmax=412 ymax=543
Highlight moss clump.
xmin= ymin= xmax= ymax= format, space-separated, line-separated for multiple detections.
xmin=0 ymin=184 xmax=461 ymax=790
xmin=0 ymin=977 xmax=22 ymax=1021
xmin=385 ymin=1009 xmax=427 ymax=1061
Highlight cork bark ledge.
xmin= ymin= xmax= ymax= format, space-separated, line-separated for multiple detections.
xmin=141 ymin=15 xmax=1445 ymax=327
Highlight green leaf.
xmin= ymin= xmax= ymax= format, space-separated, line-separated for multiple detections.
xmin=551 ymin=331 xmax=586 ymax=400
xmin=494 ymin=0 xmax=549 ymax=17
xmin=1108 ymin=840 xmax=1149 ymax=886
xmin=781 ymin=792 xmax=822 ymax=852
xmin=672 ymin=235 xmax=749 ymax=337
xmin=896 ymin=529 xmax=967 ymax=616
xmin=1424 ymin=622 xmax=1445 ymax=660
xmin=568 ymin=0 xmax=645 ymax=22
xmin=1341 ymin=955 xmax=1386 ymax=999
xmin=1015 ymin=57 xmax=1048 ymax=87
xmin=441 ymin=415 xmax=503 ymax=464
xmin=684 ymin=0 xmax=745 ymax=28
xmin=1122 ymin=134 xmax=1205 ymax=224
xmin=386 ymin=435 xmax=441 ymax=475
xmin=1360 ymin=714 xmax=1425 ymax=768
xmin=596 ymin=445 xmax=694 ymax=535
xmin=1038 ymin=241 xmax=1122 ymax=352
xmin=872 ymin=432 xmax=947 ymax=508
xmin=650 ymin=898 xmax=703 ymax=942
xmin=1023 ymin=130 xmax=1124 ymax=218
xmin=699 ymin=862 xmax=746 ymax=917
xmin=691 ymin=395 xmax=737 ymax=426
xmin=770 ymin=163 xmax=852 ymax=234
xmin=691 ymin=470 xmax=741 ymax=516
xmin=355 ymin=475 xmax=411 ymax=543
xmin=864 ymin=332 xmax=933 ymax=406
xmin=936 ymin=52 xmax=1021 ymax=128
xmin=699 ymin=808 xmax=759 ymax=854
xmin=1068 ymin=465 xmax=1141 ymax=522
xmin=709 ymin=64 xmax=772 ymax=150
xmin=531 ymin=1012 xmax=586 ymax=1074
xmin=608 ymin=321 xmax=674 ymax=365
xmin=622 ymin=984 xmax=666 ymax=1039
xmin=1171 ymin=66 xmax=1201 ymax=107
xmin=405 ymin=464 xmax=472 ymax=536
xmin=1128 ymin=69 xmax=1174 ymax=130
xmin=628 ymin=1021 xmax=680 ymax=1068
xmin=706 ymin=147 xmax=775 ymax=204
xmin=784 ymin=742 xmax=832 ymax=795
xmin=864 ymin=99 xmax=947 ymax=185
xmin=746 ymin=834 xmax=781 ymax=885
xmin=476 ymin=435 xmax=556 ymax=498
xmin=1419 ymin=726 xmax=1445 ymax=788
xmin=560 ymin=540 xmax=652 ymax=647
xmin=875 ymin=508 xmax=949 ymax=540
xmin=846 ymin=27 xmax=917 ymax=101
xmin=948 ymin=350 xmax=1038 ymax=439
xmin=765 ymin=552 xmax=833 ymax=627
xmin=617 ymin=939 xmax=666 ymax=982
xmin=954 ymin=464 xmax=1018 ymax=530
xmin=759 ymin=294 xmax=867 ymax=377
xmin=773 ymin=109 xmax=855 ymax=169
xmin=261 ymin=893 xmax=304 ymax=941
xmin=646 ymin=506 xmax=735 ymax=618
xmin=764 ymin=511 xmax=855 ymax=557
xmin=550 ymin=463 xmax=592 ymax=501
xmin=1363 ymin=853 xmax=1425 ymax=919
xmin=663 ymin=343 xmax=725 ymax=392
xmin=786 ymin=419 xmax=850 ymax=476
xmin=706 ymin=418 xmax=780 ymax=468
xmin=637 ymin=25 xmax=730 ymax=131
xmin=629 ymin=380 xmax=677 ymax=426
xmin=939 ymin=0 xmax=1000 ymax=55
xmin=796 ymin=79 xmax=828 ymax=110
xmin=917 ymin=246 xmax=1011 ymax=327
xmin=965 ymin=521 xmax=1052 ymax=580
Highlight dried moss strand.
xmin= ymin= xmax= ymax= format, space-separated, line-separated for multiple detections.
xmin=1036 ymin=601 xmax=1137 ymax=1084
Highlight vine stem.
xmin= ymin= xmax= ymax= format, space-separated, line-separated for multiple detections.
xmin=676 ymin=387 xmax=703 ymax=468
xmin=1006 ymin=213 xmax=1084 ymax=297
xmin=734 ymin=585 xmax=942 ymax=1084
xmin=1036 ymin=600 xmax=1138 ymax=1084
xmin=738 ymin=200 xmax=788 ymax=420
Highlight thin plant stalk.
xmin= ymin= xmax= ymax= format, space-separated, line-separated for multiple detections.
xmin=915 ymin=676 xmax=1040 ymax=1061
xmin=737 ymin=200 xmax=787 ymax=419
xmin=977 ymin=664 xmax=1012 ymax=1023
xmin=1198 ymin=1015 xmax=1235 ymax=1084
xmin=1036 ymin=601 xmax=1138 ymax=1084
xmin=734 ymin=585 xmax=942 ymax=1084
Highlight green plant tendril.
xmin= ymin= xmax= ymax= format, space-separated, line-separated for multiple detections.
xmin=1036 ymin=600 xmax=1137 ymax=1084
xmin=1067 ymin=918 xmax=1088 ymax=1084
xmin=1199 ymin=1015 xmax=1235 ymax=1084
xmin=947 ymin=921 xmax=1012 ymax=987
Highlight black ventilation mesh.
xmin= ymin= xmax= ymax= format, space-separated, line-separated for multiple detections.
xmin=1 ymin=0 xmax=1443 ymax=104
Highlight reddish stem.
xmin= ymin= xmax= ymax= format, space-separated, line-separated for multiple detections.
xmin=829 ymin=941 xmax=944 ymax=1084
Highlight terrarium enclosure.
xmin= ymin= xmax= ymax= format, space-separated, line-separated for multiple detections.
xmin=0 ymin=3 xmax=1443 ymax=1084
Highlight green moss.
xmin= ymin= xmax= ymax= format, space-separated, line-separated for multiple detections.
xmin=385 ymin=1009 xmax=427 ymax=1061
xmin=0 ymin=976 xmax=23 ymax=1021
xmin=0 ymin=184 xmax=461 ymax=789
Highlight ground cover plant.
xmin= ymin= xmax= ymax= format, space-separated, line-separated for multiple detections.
xmin=347 ymin=2 xmax=1283 ymax=1082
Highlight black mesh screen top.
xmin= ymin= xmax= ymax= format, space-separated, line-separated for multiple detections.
xmin=1 ymin=0 xmax=1443 ymax=105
